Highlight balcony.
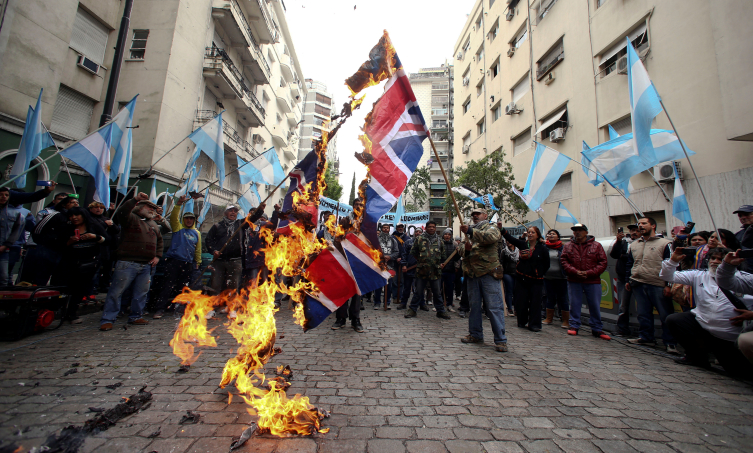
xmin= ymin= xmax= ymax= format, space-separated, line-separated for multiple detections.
xmin=286 ymin=111 xmax=299 ymax=127
xmin=271 ymin=129 xmax=289 ymax=149
xmin=277 ymin=46 xmax=294 ymax=83
xmin=203 ymin=47 xmax=265 ymax=126
xmin=274 ymin=84 xmax=292 ymax=113
xmin=195 ymin=110 xmax=257 ymax=158
xmin=283 ymin=148 xmax=296 ymax=161
xmin=210 ymin=1 xmax=270 ymax=84
xmin=246 ymin=0 xmax=278 ymax=44
xmin=290 ymin=80 xmax=301 ymax=98
xmin=206 ymin=182 xmax=243 ymax=205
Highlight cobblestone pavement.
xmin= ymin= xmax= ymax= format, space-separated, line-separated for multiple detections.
xmin=1 ymin=304 xmax=752 ymax=453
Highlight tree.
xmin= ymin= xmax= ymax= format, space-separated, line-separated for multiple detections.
xmin=444 ymin=150 xmax=528 ymax=225
xmin=348 ymin=173 xmax=356 ymax=205
xmin=404 ymin=166 xmax=430 ymax=212
xmin=323 ymin=165 xmax=343 ymax=201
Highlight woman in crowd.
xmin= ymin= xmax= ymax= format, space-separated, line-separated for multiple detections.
xmin=543 ymin=229 xmax=569 ymax=328
xmin=502 ymin=226 xmax=550 ymax=332
xmin=501 ymin=240 xmax=518 ymax=316
xmin=87 ymin=201 xmax=120 ymax=296
xmin=51 ymin=207 xmax=109 ymax=323
xmin=25 ymin=196 xmax=80 ymax=285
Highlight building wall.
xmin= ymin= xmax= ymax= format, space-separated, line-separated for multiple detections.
xmin=452 ymin=0 xmax=753 ymax=238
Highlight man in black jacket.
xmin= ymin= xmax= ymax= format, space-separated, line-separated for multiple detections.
xmin=611 ymin=224 xmax=639 ymax=336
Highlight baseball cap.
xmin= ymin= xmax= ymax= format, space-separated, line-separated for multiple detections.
xmin=471 ymin=208 xmax=487 ymax=215
xmin=571 ymin=223 xmax=588 ymax=232
xmin=225 ymin=205 xmax=239 ymax=211
xmin=182 ymin=212 xmax=196 ymax=218
xmin=626 ymin=224 xmax=639 ymax=230
xmin=733 ymin=205 xmax=753 ymax=214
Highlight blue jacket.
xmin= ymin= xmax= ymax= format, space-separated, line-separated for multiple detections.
xmin=0 ymin=204 xmax=24 ymax=247
xmin=12 ymin=207 xmax=34 ymax=247
xmin=402 ymin=238 xmax=419 ymax=276
xmin=164 ymin=208 xmax=201 ymax=264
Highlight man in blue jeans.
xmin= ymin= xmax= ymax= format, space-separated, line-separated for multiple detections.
xmin=560 ymin=224 xmax=610 ymax=340
xmin=625 ymin=217 xmax=678 ymax=354
xmin=100 ymin=193 xmax=163 ymax=331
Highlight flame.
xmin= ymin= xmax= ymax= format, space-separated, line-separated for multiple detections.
xmin=345 ymin=30 xmax=399 ymax=96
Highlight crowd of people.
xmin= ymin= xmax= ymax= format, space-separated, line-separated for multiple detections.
xmin=4 ymin=182 xmax=752 ymax=377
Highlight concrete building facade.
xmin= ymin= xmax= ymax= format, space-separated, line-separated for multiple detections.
xmin=452 ymin=0 xmax=753 ymax=238
xmin=0 ymin=0 xmax=306 ymax=221
xmin=299 ymin=79 xmax=338 ymax=176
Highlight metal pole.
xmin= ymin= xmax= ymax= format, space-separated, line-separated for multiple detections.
xmin=659 ymin=99 xmax=719 ymax=237
xmin=99 ymin=0 xmax=133 ymax=126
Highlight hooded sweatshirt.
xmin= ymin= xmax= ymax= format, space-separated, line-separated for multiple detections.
xmin=164 ymin=207 xmax=201 ymax=264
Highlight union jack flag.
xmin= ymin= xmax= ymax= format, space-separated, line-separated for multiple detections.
xmin=362 ymin=61 xmax=428 ymax=247
xmin=277 ymin=149 xmax=320 ymax=235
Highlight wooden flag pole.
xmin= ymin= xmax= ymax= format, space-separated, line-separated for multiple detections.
xmin=427 ymin=136 xmax=465 ymax=229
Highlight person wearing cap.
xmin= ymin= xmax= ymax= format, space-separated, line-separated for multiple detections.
xmin=404 ymin=221 xmax=449 ymax=320
xmin=152 ymin=195 xmax=202 ymax=319
xmin=206 ymin=203 xmax=265 ymax=297
xmin=560 ymin=224 xmax=610 ymax=340
xmin=100 ymin=192 xmax=164 ymax=331
xmin=440 ymin=227 xmax=460 ymax=313
xmin=459 ymin=208 xmax=508 ymax=352
xmin=734 ymin=205 xmax=753 ymax=271
xmin=611 ymin=224 xmax=639 ymax=336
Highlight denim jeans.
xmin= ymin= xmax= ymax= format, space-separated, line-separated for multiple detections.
xmin=502 ymin=274 xmax=515 ymax=313
xmin=441 ymin=272 xmax=455 ymax=307
xmin=409 ymin=277 xmax=443 ymax=313
xmin=101 ymin=260 xmax=154 ymax=324
xmin=467 ymin=274 xmax=507 ymax=344
xmin=544 ymin=279 xmax=570 ymax=311
xmin=374 ymin=277 xmax=393 ymax=306
xmin=615 ymin=279 xmax=633 ymax=334
xmin=632 ymin=282 xmax=676 ymax=345
xmin=567 ymin=282 xmax=603 ymax=332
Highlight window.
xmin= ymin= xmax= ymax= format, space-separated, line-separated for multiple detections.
xmin=129 ymin=29 xmax=149 ymax=60
xmin=312 ymin=128 xmax=322 ymax=138
xmin=432 ymin=82 xmax=449 ymax=90
xmin=488 ymin=20 xmax=499 ymax=42
xmin=314 ymin=104 xmax=330 ymax=116
xmin=598 ymin=24 xmax=648 ymax=77
xmin=432 ymin=108 xmax=448 ymax=116
xmin=476 ymin=80 xmax=484 ymax=97
xmin=477 ymin=119 xmax=485 ymax=136
xmin=511 ymin=27 xmax=528 ymax=49
xmin=490 ymin=59 xmax=500 ymax=79
xmin=607 ymin=116 xmax=632 ymax=137
xmin=476 ymin=46 xmax=484 ymax=63
xmin=597 ymin=0 xmax=608 ymax=7
xmin=544 ymin=172 xmax=572 ymax=203
xmin=535 ymin=0 xmax=558 ymax=24
xmin=462 ymin=38 xmax=471 ymax=54
xmin=50 ymin=86 xmax=95 ymax=140
xmin=432 ymin=95 xmax=448 ymax=104
xmin=432 ymin=120 xmax=448 ymax=128
xmin=70 ymin=7 xmax=110 ymax=65
xmin=462 ymin=98 xmax=471 ymax=114
xmin=538 ymin=107 xmax=568 ymax=140
xmin=536 ymin=38 xmax=564 ymax=80
xmin=475 ymin=14 xmax=482 ymax=32
xmin=492 ymin=104 xmax=501 ymax=122
xmin=513 ymin=128 xmax=531 ymax=156
xmin=511 ymin=75 xmax=530 ymax=103
xmin=315 ymin=93 xmax=332 ymax=105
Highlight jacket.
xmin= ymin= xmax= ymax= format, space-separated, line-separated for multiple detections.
xmin=610 ymin=238 xmax=630 ymax=281
xmin=543 ymin=243 xmax=567 ymax=280
xmin=246 ymin=211 xmax=279 ymax=270
xmin=378 ymin=231 xmax=400 ymax=270
xmin=501 ymin=244 xmax=519 ymax=275
xmin=461 ymin=220 xmax=501 ymax=278
xmin=206 ymin=209 xmax=263 ymax=261
xmin=626 ymin=235 xmax=671 ymax=287
xmin=0 ymin=204 xmax=24 ymax=248
xmin=502 ymin=231 xmax=550 ymax=281
xmin=411 ymin=231 xmax=445 ymax=280
xmin=59 ymin=221 xmax=110 ymax=267
xmin=164 ymin=207 xmax=201 ymax=264
xmin=32 ymin=208 xmax=69 ymax=252
xmin=114 ymin=198 xmax=164 ymax=263
xmin=442 ymin=239 xmax=460 ymax=274
xmin=560 ymin=236 xmax=608 ymax=284
xmin=402 ymin=237 xmax=419 ymax=276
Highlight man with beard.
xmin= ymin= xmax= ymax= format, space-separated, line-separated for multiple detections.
xmin=100 ymin=192 xmax=163 ymax=330
xmin=404 ymin=221 xmax=449 ymax=319
xmin=661 ymin=246 xmax=753 ymax=377
xmin=374 ymin=223 xmax=400 ymax=309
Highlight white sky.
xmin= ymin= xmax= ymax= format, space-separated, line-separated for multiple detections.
xmin=285 ymin=0 xmax=473 ymax=202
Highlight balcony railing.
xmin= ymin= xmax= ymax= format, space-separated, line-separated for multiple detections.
xmin=195 ymin=110 xmax=258 ymax=157
xmin=229 ymin=0 xmax=271 ymax=76
xmin=256 ymin=0 xmax=277 ymax=41
xmin=205 ymin=46 xmax=265 ymax=119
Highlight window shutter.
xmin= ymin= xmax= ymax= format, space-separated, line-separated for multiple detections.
xmin=545 ymin=173 xmax=572 ymax=204
xmin=50 ymin=86 xmax=95 ymax=140
xmin=512 ymin=76 xmax=529 ymax=103
xmin=513 ymin=129 xmax=531 ymax=156
xmin=610 ymin=116 xmax=632 ymax=136
xmin=70 ymin=8 xmax=109 ymax=65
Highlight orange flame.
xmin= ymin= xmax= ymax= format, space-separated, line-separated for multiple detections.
xmin=345 ymin=30 xmax=399 ymax=96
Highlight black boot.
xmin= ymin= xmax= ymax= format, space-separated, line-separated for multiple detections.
xmin=352 ymin=318 xmax=364 ymax=333
xmin=332 ymin=318 xmax=346 ymax=330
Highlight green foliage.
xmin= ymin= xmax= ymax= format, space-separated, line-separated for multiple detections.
xmin=404 ymin=166 xmax=430 ymax=212
xmin=323 ymin=165 xmax=343 ymax=201
xmin=348 ymin=172 xmax=356 ymax=206
xmin=444 ymin=150 xmax=528 ymax=224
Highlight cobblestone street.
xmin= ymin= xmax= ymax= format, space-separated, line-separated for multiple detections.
xmin=1 ymin=306 xmax=752 ymax=453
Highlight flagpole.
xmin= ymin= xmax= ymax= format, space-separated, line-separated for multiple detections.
xmin=194 ymin=150 xmax=269 ymax=195
xmin=427 ymin=136 xmax=465 ymax=231
xmin=659 ymin=100 xmax=719 ymax=237
xmin=536 ymin=211 xmax=552 ymax=230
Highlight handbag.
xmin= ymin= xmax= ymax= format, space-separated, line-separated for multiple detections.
xmin=491 ymin=266 xmax=504 ymax=280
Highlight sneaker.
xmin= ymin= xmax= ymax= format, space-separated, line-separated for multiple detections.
xmin=436 ymin=311 xmax=451 ymax=320
xmin=331 ymin=318 xmax=346 ymax=330
xmin=128 ymin=318 xmax=149 ymax=325
xmin=495 ymin=342 xmax=508 ymax=352
xmin=419 ymin=305 xmax=429 ymax=312
xmin=397 ymin=304 xmax=406 ymax=310
xmin=666 ymin=344 xmax=679 ymax=355
xmin=628 ymin=338 xmax=656 ymax=345
xmin=152 ymin=310 xmax=164 ymax=319
xmin=447 ymin=306 xmax=456 ymax=313
xmin=404 ymin=309 xmax=417 ymax=318
xmin=592 ymin=331 xmax=611 ymax=341
xmin=99 ymin=323 xmax=113 ymax=331
xmin=567 ymin=329 xmax=578 ymax=336
xmin=373 ymin=305 xmax=380 ymax=310
xmin=205 ymin=310 xmax=216 ymax=320
xmin=461 ymin=335 xmax=483 ymax=344
xmin=458 ymin=310 xmax=466 ymax=318
xmin=352 ymin=320 xmax=364 ymax=333
xmin=432 ymin=307 xmax=436 ymax=312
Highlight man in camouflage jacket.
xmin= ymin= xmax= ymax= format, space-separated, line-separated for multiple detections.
xmin=405 ymin=221 xmax=450 ymax=319
xmin=460 ymin=208 xmax=508 ymax=352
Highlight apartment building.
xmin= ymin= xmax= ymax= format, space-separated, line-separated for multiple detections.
xmin=299 ymin=79 xmax=338 ymax=176
xmin=0 ymin=0 xmax=306 ymax=221
xmin=408 ymin=64 xmax=454 ymax=229
xmin=453 ymin=0 xmax=753 ymax=237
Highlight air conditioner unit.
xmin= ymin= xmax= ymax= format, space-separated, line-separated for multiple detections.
xmin=506 ymin=9 xmax=515 ymax=21
xmin=456 ymin=51 xmax=464 ymax=60
xmin=463 ymin=145 xmax=470 ymax=154
xmin=617 ymin=56 xmax=628 ymax=74
xmin=462 ymin=77 xmax=470 ymax=87
xmin=507 ymin=47 xmax=515 ymax=57
xmin=76 ymin=55 xmax=100 ymax=75
xmin=543 ymin=71 xmax=555 ymax=85
xmin=654 ymin=161 xmax=679 ymax=181
xmin=549 ymin=127 xmax=565 ymax=142
xmin=252 ymin=134 xmax=264 ymax=144
xmin=505 ymin=102 xmax=520 ymax=115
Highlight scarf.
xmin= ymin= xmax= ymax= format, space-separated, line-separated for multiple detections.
xmin=422 ymin=231 xmax=439 ymax=246
xmin=222 ymin=216 xmax=238 ymax=237
xmin=545 ymin=240 xmax=562 ymax=249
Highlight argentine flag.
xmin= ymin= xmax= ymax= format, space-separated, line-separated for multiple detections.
xmin=522 ymin=143 xmax=570 ymax=211
xmin=243 ymin=147 xmax=286 ymax=186
xmin=149 ymin=178 xmax=158 ymax=204
xmin=672 ymin=167 xmax=692 ymax=225
xmin=178 ymin=165 xmax=201 ymax=214
xmin=237 ymin=184 xmax=262 ymax=215
xmin=197 ymin=188 xmax=211 ymax=227
xmin=109 ymin=95 xmax=138 ymax=194
xmin=581 ymin=141 xmax=604 ymax=186
xmin=627 ymin=38 xmax=662 ymax=166
xmin=11 ymin=89 xmax=56 ymax=188
xmin=185 ymin=111 xmax=225 ymax=189
xmin=555 ymin=202 xmax=578 ymax=225
xmin=59 ymin=125 xmax=112 ymax=203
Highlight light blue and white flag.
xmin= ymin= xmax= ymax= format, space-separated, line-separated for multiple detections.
xmin=608 ymin=124 xmax=620 ymax=140
xmin=11 ymin=89 xmax=56 ymax=188
xmin=237 ymin=184 xmax=262 ymax=214
xmin=162 ymin=190 xmax=174 ymax=216
xmin=59 ymin=125 xmax=112 ymax=203
xmin=109 ymin=95 xmax=138 ymax=194
xmin=512 ymin=186 xmax=543 ymax=213
xmin=149 ymin=178 xmax=158 ymax=204
xmin=672 ymin=167 xmax=692 ymax=225
xmin=555 ymin=202 xmax=578 ymax=225
xmin=581 ymin=141 xmax=604 ymax=186
xmin=522 ymin=143 xmax=570 ymax=211
xmin=627 ymin=38 xmax=662 ymax=166
xmin=244 ymin=147 xmax=285 ymax=186
xmin=237 ymin=155 xmax=256 ymax=185
xmin=178 ymin=165 xmax=202 ymax=214
xmin=185 ymin=111 xmax=225 ymax=188
xmin=197 ymin=187 xmax=211 ymax=227
xmin=393 ymin=194 xmax=404 ymax=228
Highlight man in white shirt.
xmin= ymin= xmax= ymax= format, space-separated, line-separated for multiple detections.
xmin=660 ymin=246 xmax=753 ymax=377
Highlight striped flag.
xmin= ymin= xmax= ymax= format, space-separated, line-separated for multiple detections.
xmin=522 ymin=143 xmax=570 ymax=211
xmin=341 ymin=233 xmax=393 ymax=295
